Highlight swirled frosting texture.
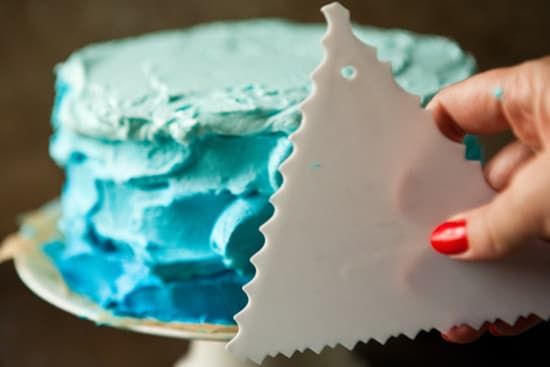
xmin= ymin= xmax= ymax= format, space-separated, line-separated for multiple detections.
xmin=46 ymin=20 xmax=475 ymax=324
xmin=54 ymin=20 xmax=474 ymax=144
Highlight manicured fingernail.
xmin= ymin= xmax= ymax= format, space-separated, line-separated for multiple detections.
xmin=430 ymin=219 xmax=468 ymax=255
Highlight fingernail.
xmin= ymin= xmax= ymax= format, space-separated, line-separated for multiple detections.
xmin=430 ymin=219 xmax=468 ymax=255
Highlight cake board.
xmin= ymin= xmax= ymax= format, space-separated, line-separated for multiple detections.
xmin=1 ymin=203 xmax=365 ymax=367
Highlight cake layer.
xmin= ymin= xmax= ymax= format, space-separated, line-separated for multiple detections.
xmin=47 ymin=20 xmax=476 ymax=324
xmin=45 ymin=240 xmax=248 ymax=324
xmin=51 ymin=129 xmax=288 ymax=276
xmin=54 ymin=20 xmax=474 ymax=144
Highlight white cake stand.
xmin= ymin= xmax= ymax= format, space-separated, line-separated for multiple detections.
xmin=1 ymin=204 xmax=366 ymax=367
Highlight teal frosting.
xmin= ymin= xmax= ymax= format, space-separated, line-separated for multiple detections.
xmin=54 ymin=20 xmax=475 ymax=143
xmin=493 ymin=86 xmax=504 ymax=101
xmin=46 ymin=19 xmax=476 ymax=324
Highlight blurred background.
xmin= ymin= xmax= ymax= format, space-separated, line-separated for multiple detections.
xmin=0 ymin=0 xmax=548 ymax=365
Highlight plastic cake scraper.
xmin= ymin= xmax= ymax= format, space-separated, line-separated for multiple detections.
xmin=227 ymin=2 xmax=550 ymax=363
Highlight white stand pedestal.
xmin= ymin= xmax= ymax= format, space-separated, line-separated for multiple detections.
xmin=175 ymin=340 xmax=366 ymax=367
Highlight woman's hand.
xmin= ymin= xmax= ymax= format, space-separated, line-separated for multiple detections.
xmin=427 ymin=56 xmax=550 ymax=343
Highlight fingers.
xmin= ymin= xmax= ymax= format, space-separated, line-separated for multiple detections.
xmin=428 ymin=67 xmax=512 ymax=142
xmin=431 ymin=152 xmax=550 ymax=260
xmin=483 ymin=140 xmax=534 ymax=191
xmin=427 ymin=56 xmax=550 ymax=149
xmin=441 ymin=315 xmax=542 ymax=343
xmin=488 ymin=314 xmax=542 ymax=336
xmin=441 ymin=323 xmax=488 ymax=344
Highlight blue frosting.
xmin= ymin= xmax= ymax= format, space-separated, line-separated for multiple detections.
xmin=45 ymin=19 xmax=476 ymax=324
xmin=47 ymin=128 xmax=290 ymax=323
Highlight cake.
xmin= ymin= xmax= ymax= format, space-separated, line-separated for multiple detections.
xmin=44 ymin=19 xmax=475 ymax=325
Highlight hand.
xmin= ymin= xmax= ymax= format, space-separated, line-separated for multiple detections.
xmin=427 ymin=56 xmax=550 ymax=343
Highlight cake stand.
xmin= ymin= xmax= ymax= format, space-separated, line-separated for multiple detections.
xmin=1 ymin=203 xmax=366 ymax=367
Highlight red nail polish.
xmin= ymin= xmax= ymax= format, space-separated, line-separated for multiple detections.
xmin=430 ymin=219 xmax=468 ymax=255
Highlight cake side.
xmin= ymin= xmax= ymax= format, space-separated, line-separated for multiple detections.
xmin=46 ymin=19 xmax=476 ymax=324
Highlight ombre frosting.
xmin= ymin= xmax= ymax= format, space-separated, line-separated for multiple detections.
xmin=46 ymin=20 xmax=475 ymax=324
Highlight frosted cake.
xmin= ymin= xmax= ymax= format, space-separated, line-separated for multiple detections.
xmin=45 ymin=20 xmax=475 ymax=325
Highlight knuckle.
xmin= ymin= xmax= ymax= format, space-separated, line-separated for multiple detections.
xmin=482 ymin=211 xmax=508 ymax=258
xmin=483 ymin=188 xmax=527 ymax=258
xmin=504 ymin=61 xmax=544 ymax=147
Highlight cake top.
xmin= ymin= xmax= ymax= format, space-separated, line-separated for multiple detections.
xmin=54 ymin=19 xmax=475 ymax=144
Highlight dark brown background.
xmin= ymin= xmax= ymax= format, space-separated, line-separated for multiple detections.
xmin=0 ymin=0 xmax=549 ymax=366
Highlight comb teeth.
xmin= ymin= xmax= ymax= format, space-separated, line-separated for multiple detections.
xmin=228 ymin=2 xmax=550 ymax=364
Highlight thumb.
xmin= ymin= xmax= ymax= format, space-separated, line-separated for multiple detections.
xmin=431 ymin=152 xmax=550 ymax=260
